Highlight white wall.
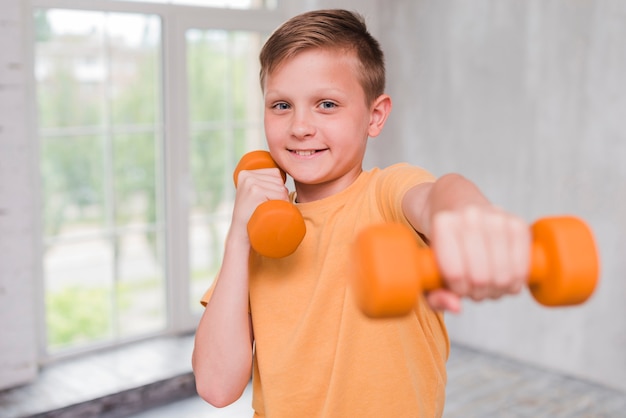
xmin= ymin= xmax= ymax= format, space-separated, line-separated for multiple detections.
xmin=369 ymin=0 xmax=626 ymax=392
xmin=0 ymin=0 xmax=39 ymax=390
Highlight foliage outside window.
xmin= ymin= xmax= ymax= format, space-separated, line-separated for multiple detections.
xmin=35 ymin=5 xmax=267 ymax=355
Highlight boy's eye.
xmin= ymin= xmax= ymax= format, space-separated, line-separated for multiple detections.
xmin=273 ymin=102 xmax=290 ymax=110
xmin=319 ymin=101 xmax=336 ymax=110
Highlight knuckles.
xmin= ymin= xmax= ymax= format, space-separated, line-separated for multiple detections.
xmin=431 ymin=205 xmax=530 ymax=301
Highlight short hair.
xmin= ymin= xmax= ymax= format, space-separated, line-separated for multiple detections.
xmin=259 ymin=9 xmax=385 ymax=105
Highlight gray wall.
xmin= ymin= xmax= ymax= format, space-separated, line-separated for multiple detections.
xmin=367 ymin=0 xmax=626 ymax=392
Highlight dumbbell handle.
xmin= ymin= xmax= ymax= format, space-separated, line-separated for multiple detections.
xmin=409 ymin=244 xmax=565 ymax=292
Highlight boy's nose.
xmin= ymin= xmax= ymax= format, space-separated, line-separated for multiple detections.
xmin=291 ymin=111 xmax=316 ymax=138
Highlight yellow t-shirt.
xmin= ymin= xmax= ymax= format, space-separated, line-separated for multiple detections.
xmin=203 ymin=163 xmax=449 ymax=418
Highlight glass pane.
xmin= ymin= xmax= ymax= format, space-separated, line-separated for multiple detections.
xmin=109 ymin=14 xmax=161 ymax=125
xmin=187 ymin=30 xmax=228 ymax=122
xmin=187 ymin=29 xmax=263 ymax=124
xmin=116 ymin=231 xmax=166 ymax=337
xmin=113 ymin=133 xmax=160 ymax=226
xmin=36 ymin=9 xmax=166 ymax=354
xmin=189 ymin=212 xmax=230 ymax=307
xmin=191 ymin=130 xmax=228 ymax=212
xmin=235 ymin=126 xmax=264 ymax=157
xmin=35 ymin=10 xmax=107 ymax=129
xmin=189 ymin=130 xmax=230 ymax=307
xmin=45 ymin=239 xmax=115 ymax=351
xmin=186 ymin=29 xmax=265 ymax=312
xmin=40 ymin=134 xmax=106 ymax=238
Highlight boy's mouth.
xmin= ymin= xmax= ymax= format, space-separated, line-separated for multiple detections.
xmin=290 ymin=149 xmax=326 ymax=156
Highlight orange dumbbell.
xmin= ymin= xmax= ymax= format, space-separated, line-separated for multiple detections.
xmin=233 ymin=150 xmax=306 ymax=258
xmin=351 ymin=216 xmax=600 ymax=318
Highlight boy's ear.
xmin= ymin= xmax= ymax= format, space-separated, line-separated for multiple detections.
xmin=368 ymin=94 xmax=392 ymax=137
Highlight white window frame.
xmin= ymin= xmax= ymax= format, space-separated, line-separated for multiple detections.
xmin=29 ymin=0 xmax=287 ymax=361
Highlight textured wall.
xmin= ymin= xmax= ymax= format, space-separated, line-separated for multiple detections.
xmin=368 ymin=0 xmax=626 ymax=391
xmin=0 ymin=0 xmax=38 ymax=390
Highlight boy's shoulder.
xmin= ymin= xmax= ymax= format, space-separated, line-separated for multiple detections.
xmin=360 ymin=163 xmax=436 ymax=202
xmin=371 ymin=162 xmax=435 ymax=183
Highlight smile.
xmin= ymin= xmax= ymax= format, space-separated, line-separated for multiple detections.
xmin=290 ymin=149 xmax=325 ymax=156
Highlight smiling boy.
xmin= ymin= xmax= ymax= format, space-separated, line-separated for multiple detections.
xmin=192 ymin=9 xmax=530 ymax=417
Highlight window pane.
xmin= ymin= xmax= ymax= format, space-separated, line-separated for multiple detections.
xmin=113 ymin=133 xmax=160 ymax=226
xmin=45 ymin=239 xmax=115 ymax=351
xmin=116 ymin=231 xmax=166 ymax=337
xmin=186 ymin=29 xmax=265 ymax=312
xmin=36 ymin=9 xmax=166 ymax=354
xmin=187 ymin=29 xmax=263 ymax=124
xmin=189 ymin=209 xmax=230 ymax=307
xmin=109 ymin=14 xmax=161 ymax=125
xmin=35 ymin=10 xmax=107 ymax=129
xmin=189 ymin=130 xmax=231 ymax=306
xmin=187 ymin=30 xmax=225 ymax=122
xmin=41 ymin=134 xmax=106 ymax=238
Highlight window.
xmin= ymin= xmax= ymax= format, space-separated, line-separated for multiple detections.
xmin=36 ymin=9 xmax=166 ymax=353
xmin=32 ymin=0 xmax=282 ymax=359
xmin=186 ymin=29 xmax=265 ymax=314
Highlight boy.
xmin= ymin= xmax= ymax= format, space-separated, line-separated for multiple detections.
xmin=192 ymin=9 xmax=529 ymax=417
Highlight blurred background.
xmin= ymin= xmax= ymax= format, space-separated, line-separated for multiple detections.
xmin=0 ymin=0 xmax=624 ymax=415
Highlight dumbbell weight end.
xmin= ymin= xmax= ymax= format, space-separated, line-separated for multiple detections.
xmin=352 ymin=223 xmax=443 ymax=318
xmin=248 ymin=200 xmax=306 ymax=258
xmin=527 ymin=216 xmax=599 ymax=306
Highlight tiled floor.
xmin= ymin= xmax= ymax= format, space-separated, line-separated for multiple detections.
xmin=2 ymin=334 xmax=626 ymax=417
xmin=128 ymin=342 xmax=626 ymax=418
xmin=443 ymin=345 xmax=626 ymax=417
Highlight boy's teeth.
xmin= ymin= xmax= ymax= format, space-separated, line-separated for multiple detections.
xmin=295 ymin=150 xmax=316 ymax=156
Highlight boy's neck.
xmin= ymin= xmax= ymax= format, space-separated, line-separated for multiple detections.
xmin=293 ymin=168 xmax=364 ymax=203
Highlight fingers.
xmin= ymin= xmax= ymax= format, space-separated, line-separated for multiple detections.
xmin=231 ymin=168 xmax=289 ymax=227
xmin=236 ymin=168 xmax=289 ymax=201
xmin=431 ymin=205 xmax=530 ymax=304
xmin=426 ymin=289 xmax=462 ymax=313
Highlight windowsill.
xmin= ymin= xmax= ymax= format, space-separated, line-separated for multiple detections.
xmin=0 ymin=334 xmax=197 ymax=418
xmin=3 ymin=334 xmax=626 ymax=417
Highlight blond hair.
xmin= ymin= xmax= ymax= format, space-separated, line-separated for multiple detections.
xmin=259 ymin=9 xmax=385 ymax=105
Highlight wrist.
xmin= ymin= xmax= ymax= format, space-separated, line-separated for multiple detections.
xmin=225 ymin=224 xmax=251 ymax=251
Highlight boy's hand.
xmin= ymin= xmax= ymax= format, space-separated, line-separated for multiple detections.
xmin=230 ymin=168 xmax=290 ymax=241
xmin=425 ymin=205 xmax=531 ymax=313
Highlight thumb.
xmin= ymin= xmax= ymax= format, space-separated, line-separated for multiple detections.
xmin=425 ymin=289 xmax=463 ymax=314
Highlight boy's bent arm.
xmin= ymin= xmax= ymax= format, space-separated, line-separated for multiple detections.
xmin=192 ymin=167 xmax=287 ymax=407
xmin=192 ymin=227 xmax=254 ymax=408
xmin=402 ymin=174 xmax=530 ymax=312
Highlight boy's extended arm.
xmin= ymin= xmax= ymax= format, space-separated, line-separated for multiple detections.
xmin=402 ymin=173 xmax=531 ymax=312
xmin=192 ymin=167 xmax=288 ymax=407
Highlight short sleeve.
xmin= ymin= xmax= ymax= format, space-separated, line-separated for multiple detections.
xmin=374 ymin=163 xmax=436 ymax=224
xmin=200 ymin=279 xmax=217 ymax=307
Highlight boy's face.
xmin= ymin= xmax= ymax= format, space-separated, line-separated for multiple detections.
xmin=263 ymin=48 xmax=389 ymax=202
